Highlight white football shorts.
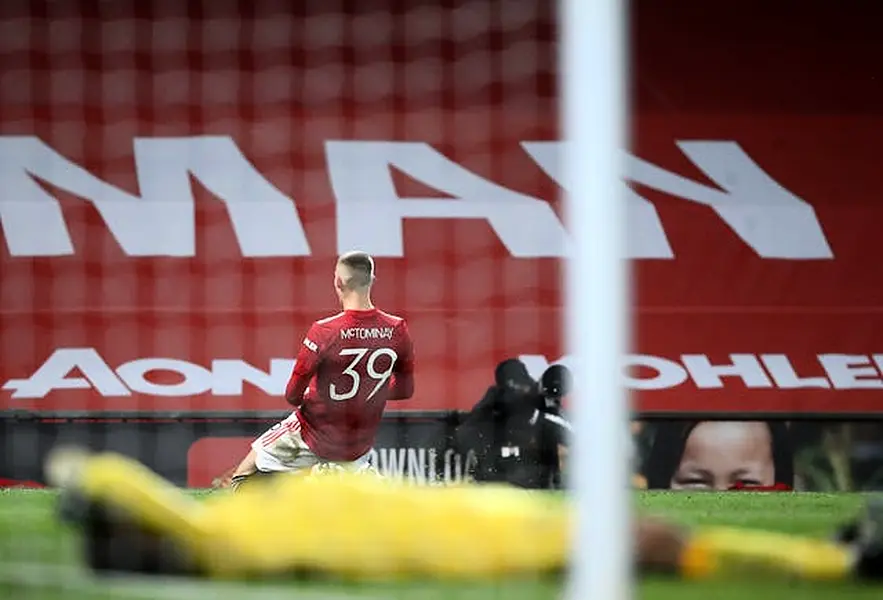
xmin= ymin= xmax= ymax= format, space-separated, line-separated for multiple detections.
xmin=252 ymin=412 xmax=375 ymax=476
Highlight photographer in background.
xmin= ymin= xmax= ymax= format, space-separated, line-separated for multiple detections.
xmin=453 ymin=360 xmax=571 ymax=490
xmin=536 ymin=365 xmax=572 ymax=486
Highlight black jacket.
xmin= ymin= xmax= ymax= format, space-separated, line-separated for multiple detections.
xmin=453 ymin=386 xmax=569 ymax=489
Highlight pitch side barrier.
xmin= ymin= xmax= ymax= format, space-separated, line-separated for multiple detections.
xmin=2 ymin=410 xmax=881 ymax=489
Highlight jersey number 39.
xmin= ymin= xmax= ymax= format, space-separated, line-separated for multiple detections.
xmin=330 ymin=347 xmax=399 ymax=402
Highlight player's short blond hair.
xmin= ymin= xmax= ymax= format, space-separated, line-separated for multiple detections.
xmin=337 ymin=251 xmax=375 ymax=290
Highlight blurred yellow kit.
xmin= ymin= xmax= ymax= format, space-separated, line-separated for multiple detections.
xmin=71 ymin=451 xmax=570 ymax=579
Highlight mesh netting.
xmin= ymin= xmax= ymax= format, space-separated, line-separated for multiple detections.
xmin=0 ymin=2 xmax=562 ymax=592
xmin=3 ymin=0 xmax=883 ymax=596
xmin=0 ymin=0 xmax=559 ymax=420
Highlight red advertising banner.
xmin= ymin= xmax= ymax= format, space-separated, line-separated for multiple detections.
xmin=1 ymin=1 xmax=882 ymax=415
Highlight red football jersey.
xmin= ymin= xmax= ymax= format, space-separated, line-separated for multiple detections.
xmin=284 ymin=309 xmax=415 ymax=461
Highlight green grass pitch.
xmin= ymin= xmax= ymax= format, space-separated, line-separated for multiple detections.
xmin=1 ymin=489 xmax=881 ymax=599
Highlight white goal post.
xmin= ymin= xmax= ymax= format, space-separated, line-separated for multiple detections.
xmin=561 ymin=0 xmax=633 ymax=599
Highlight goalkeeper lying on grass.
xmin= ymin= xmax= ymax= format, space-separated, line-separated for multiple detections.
xmin=47 ymin=446 xmax=883 ymax=583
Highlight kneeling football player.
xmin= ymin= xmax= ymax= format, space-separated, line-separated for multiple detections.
xmin=49 ymin=447 xmax=883 ymax=583
xmin=224 ymin=252 xmax=416 ymax=490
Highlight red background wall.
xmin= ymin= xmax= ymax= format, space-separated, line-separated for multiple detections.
xmin=1 ymin=0 xmax=882 ymax=416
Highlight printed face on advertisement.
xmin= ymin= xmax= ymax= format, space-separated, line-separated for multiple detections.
xmin=670 ymin=421 xmax=775 ymax=491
